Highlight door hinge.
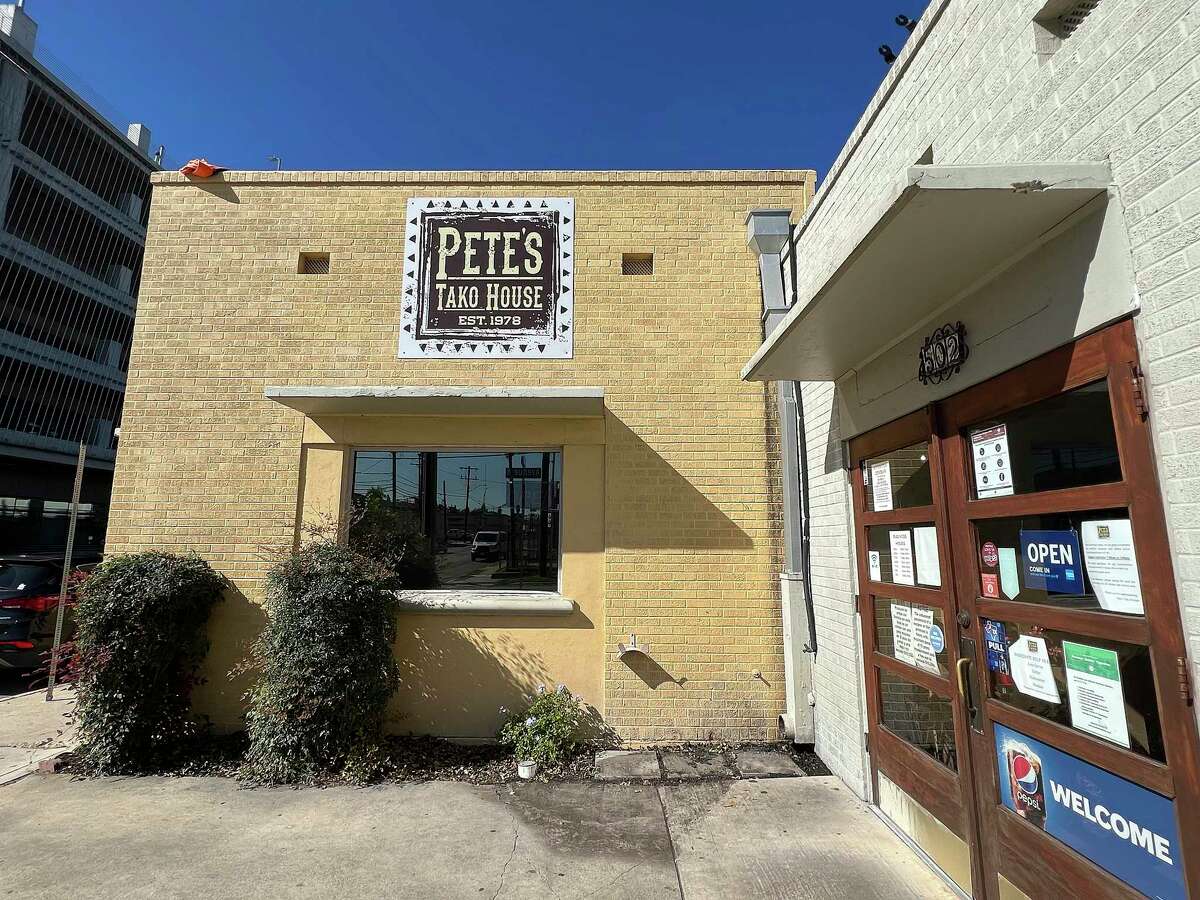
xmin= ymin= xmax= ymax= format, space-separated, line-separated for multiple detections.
xmin=1131 ymin=364 xmax=1150 ymax=420
xmin=1179 ymin=658 xmax=1194 ymax=705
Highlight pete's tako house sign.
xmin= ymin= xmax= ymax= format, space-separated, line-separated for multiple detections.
xmin=399 ymin=197 xmax=574 ymax=359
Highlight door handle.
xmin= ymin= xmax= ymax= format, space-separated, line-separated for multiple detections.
xmin=957 ymin=651 xmax=982 ymax=732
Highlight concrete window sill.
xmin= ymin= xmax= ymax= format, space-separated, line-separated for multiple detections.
xmin=394 ymin=590 xmax=574 ymax=615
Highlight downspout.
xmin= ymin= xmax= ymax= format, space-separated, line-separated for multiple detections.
xmin=746 ymin=209 xmax=815 ymax=744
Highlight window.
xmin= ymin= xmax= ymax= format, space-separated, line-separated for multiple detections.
xmin=349 ymin=450 xmax=561 ymax=591
xmin=965 ymin=380 xmax=1120 ymax=500
xmin=863 ymin=441 xmax=932 ymax=511
xmin=878 ymin=669 xmax=958 ymax=771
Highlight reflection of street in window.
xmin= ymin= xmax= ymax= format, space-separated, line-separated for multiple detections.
xmin=349 ymin=449 xmax=561 ymax=591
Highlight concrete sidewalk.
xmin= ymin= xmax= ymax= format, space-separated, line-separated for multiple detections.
xmin=3 ymin=773 xmax=956 ymax=899
xmin=0 ymin=684 xmax=75 ymax=785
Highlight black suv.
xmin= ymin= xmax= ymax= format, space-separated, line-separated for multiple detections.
xmin=0 ymin=552 xmax=99 ymax=671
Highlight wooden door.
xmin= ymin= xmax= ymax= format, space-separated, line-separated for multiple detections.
xmin=850 ymin=407 xmax=988 ymax=892
xmin=852 ymin=319 xmax=1200 ymax=899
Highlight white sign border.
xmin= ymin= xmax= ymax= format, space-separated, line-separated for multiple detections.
xmin=398 ymin=196 xmax=575 ymax=359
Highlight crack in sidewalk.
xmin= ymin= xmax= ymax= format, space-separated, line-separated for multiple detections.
xmin=491 ymin=788 xmax=520 ymax=900
xmin=656 ymin=784 xmax=686 ymax=899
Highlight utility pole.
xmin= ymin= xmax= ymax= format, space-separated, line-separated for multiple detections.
xmin=459 ymin=466 xmax=478 ymax=537
xmin=47 ymin=442 xmax=85 ymax=701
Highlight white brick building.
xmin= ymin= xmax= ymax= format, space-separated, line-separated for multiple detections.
xmin=746 ymin=1 xmax=1200 ymax=897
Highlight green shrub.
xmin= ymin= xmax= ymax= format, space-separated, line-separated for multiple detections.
xmin=73 ymin=552 xmax=224 ymax=774
xmin=348 ymin=488 xmax=438 ymax=588
xmin=498 ymin=685 xmax=585 ymax=764
xmin=242 ymin=539 xmax=399 ymax=783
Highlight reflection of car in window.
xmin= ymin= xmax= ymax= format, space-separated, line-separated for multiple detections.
xmin=470 ymin=531 xmax=505 ymax=561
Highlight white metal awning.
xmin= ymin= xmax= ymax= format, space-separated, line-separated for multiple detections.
xmin=264 ymin=385 xmax=605 ymax=417
xmin=742 ymin=163 xmax=1112 ymax=382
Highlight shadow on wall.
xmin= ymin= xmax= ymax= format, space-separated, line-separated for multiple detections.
xmin=188 ymin=177 xmax=240 ymax=205
xmin=621 ymin=650 xmax=685 ymax=689
xmin=822 ymin=388 xmax=843 ymax=476
xmin=195 ymin=584 xmax=267 ymax=731
xmin=603 ymin=415 xmax=753 ymax=550
xmin=390 ymin=619 xmax=605 ymax=740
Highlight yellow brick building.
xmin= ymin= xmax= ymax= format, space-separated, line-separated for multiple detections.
xmin=107 ymin=170 xmax=813 ymax=741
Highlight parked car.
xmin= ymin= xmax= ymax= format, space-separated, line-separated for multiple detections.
xmin=0 ymin=552 xmax=99 ymax=672
xmin=470 ymin=531 xmax=506 ymax=562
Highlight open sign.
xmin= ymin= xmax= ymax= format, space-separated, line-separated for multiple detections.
xmin=1019 ymin=529 xmax=1084 ymax=594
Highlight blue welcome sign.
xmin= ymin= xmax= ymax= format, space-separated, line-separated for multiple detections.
xmin=994 ymin=724 xmax=1185 ymax=900
xmin=1019 ymin=529 xmax=1083 ymax=594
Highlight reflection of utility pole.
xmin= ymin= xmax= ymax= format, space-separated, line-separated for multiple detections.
xmin=442 ymin=480 xmax=448 ymax=543
xmin=460 ymin=466 xmax=478 ymax=536
xmin=506 ymin=453 xmax=516 ymax=569
xmin=519 ymin=454 xmax=527 ymax=572
xmin=538 ymin=452 xmax=550 ymax=577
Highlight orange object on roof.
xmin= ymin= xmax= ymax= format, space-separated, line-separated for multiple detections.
xmin=179 ymin=158 xmax=226 ymax=178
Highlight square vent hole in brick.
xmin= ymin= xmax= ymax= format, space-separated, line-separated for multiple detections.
xmin=622 ymin=253 xmax=653 ymax=276
xmin=299 ymin=252 xmax=330 ymax=275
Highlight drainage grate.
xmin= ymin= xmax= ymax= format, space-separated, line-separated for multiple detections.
xmin=622 ymin=253 xmax=653 ymax=276
xmin=1058 ymin=0 xmax=1099 ymax=34
xmin=299 ymin=252 xmax=330 ymax=275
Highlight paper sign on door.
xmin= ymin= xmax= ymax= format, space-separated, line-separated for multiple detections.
xmin=1063 ymin=640 xmax=1130 ymax=748
xmin=890 ymin=603 xmax=915 ymax=667
xmin=889 ymin=530 xmax=915 ymax=586
xmin=1009 ymin=634 xmax=1061 ymax=704
xmin=971 ymin=423 xmax=1013 ymax=498
xmin=1081 ymin=520 xmax=1144 ymax=615
xmin=870 ymin=460 xmax=893 ymax=511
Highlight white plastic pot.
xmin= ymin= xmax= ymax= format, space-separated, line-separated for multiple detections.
xmin=517 ymin=760 xmax=538 ymax=779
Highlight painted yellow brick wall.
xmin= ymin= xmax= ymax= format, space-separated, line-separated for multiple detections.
xmin=108 ymin=170 xmax=813 ymax=742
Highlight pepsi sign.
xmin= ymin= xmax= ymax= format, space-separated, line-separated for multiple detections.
xmin=995 ymin=724 xmax=1184 ymax=899
xmin=1019 ymin=529 xmax=1083 ymax=594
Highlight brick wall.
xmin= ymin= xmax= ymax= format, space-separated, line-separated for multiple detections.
xmin=790 ymin=0 xmax=1200 ymax=771
xmin=108 ymin=170 xmax=812 ymax=741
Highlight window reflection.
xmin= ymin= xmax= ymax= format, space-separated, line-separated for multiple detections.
xmin=349 ymin=450 xmax=561 ymax=591
xmin=985 ymin=619 xmax=1164 ymax=762
xmin=864 ymin=442 xmax=932 ymax=512
xmin=879 ymin=669 xmax=958 ymax=771
xmin=874 ymin=597 xmax=949 ymax=676
xmin=967 ymin=380 xmax=1120 ymax=499
xmin=866 ymin=523 xmax=941 ymax=588
xmin=975 ymin=509 xmax=1141 ymax=614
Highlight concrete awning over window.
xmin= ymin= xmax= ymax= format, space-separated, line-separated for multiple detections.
xmin=264 ymin=386 xmax=605 ymax=417
xmin=742 ymin=163 xmax=1112 ymax=382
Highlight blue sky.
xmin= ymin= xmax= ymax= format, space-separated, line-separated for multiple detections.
xmin=30 ymin=0 xmax=929 ymax=177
